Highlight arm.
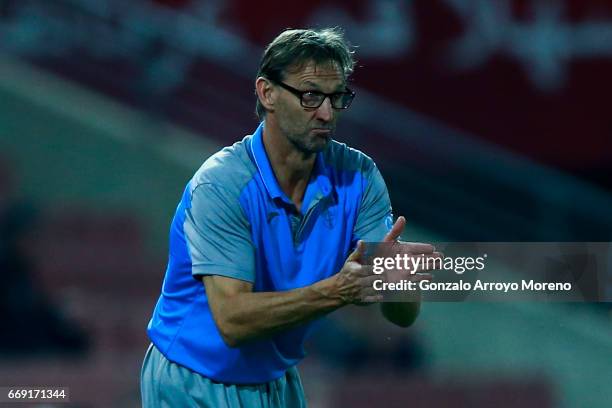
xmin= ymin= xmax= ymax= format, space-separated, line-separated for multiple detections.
xmin=379 ymin=216 xmax=423 ymax=327
xmin=204 ymin=242 xmax=376 ymax=347
xmin=204 ymin=275 xmax=339 ymax=347
xmin=351 ymin=163 xmax=424 ymax=327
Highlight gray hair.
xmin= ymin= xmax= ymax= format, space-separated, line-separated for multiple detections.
xmin=255 ymin=27 xmax=356 ymax=120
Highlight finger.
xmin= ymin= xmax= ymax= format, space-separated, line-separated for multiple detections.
xmin=359 ymin=294 xmax=384 ymax=304
xmin=383 ymin=216 xmax=406 ymax=243
xmin=359 ymin=286 xmax=380 ymax=299
xmin=383 ymin=271 xmax=432 ymax=283
xmin=411 ymin=273 xmax=433 ymax=281
xmin=413 ymin=252 xmax=444 ymax=272
xmin=358 ymin=264 xmax=374 ymax=276
xmin=346 ymin=240 xmax=366 ymax=263
xmin=385 ymin=268 xmax=435 ymax=281
xmin=361 ymin=274 xmax=383 ymax=287
xmin=347 ymin=264 xmax=375 ymax=278
xmin=395 ymin=242 xmax=436 ymax=254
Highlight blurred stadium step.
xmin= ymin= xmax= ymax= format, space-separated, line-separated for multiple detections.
xmin=331 ymin=375 xmax=554 ymax=408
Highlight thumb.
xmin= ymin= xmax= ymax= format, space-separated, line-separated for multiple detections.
xmin=383 ymin=216 xmax=406 ymax=243
xmin=347 ymin=240 xmax=366 ymax=263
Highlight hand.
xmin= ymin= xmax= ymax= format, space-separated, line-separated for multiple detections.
xmin=378 ymin=216 xmax=442 ymax=299
xmin=331 ymin=240 xmax=382 ymax=305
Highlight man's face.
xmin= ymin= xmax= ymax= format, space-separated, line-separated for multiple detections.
xmin=273 ymin=60 xmax=346 ymax=154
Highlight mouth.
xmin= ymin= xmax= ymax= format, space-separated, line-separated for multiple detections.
xmin=311 ymin=128 xmax=332 ymax=136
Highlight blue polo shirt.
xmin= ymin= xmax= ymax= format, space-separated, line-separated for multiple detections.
xmin=147 ymin=122 xmax=393 ymax=384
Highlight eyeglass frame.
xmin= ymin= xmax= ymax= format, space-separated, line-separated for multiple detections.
xmin=269 ymin=79 xmax=356 ymax=109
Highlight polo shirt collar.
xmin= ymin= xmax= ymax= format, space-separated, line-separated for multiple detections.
xmin=250 ymin=122 xmax=333 ymax=206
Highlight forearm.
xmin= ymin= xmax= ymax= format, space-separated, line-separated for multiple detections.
xmin=211 ymin=277 xmax=343 ymax=347
xmin=380 ymin=301 xmax=421 ymax=328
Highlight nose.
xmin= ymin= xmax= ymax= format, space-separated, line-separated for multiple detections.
xmin=314 ymin=96 xmax=334 ymax=122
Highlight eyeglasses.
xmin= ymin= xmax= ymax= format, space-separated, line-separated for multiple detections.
xmin=272 ymin=80 xmax=356 ymax=109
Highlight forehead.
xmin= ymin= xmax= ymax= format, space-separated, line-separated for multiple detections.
xmin=284 ymin=60 xmax=345 ymax=85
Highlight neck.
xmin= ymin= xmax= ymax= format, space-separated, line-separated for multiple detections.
xmin=262 ymin=119 xmax=316 ymax=210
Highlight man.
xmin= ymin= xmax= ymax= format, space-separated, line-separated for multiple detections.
xmin=141 ymin=27 xmax=436 ymax=407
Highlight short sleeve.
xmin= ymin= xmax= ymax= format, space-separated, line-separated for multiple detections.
xmin=352 ymin=164 xmax=393 ymax=243
xmin=184 ymin=182 xmax=255 ymax=282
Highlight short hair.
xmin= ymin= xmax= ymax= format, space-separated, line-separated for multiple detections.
xmin=255 ymin=27 xmax=356 ymax=120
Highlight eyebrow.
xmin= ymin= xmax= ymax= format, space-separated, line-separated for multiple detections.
xmin=301 ymin=80 xmax=346 ymax=92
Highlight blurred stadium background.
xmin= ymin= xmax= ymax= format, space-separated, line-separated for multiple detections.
xmin=0 ymin=0 xmax=611 ymax=407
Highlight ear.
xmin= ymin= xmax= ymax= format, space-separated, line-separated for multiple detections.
xmin=255 ymin=77 xmax=276 ymax=113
